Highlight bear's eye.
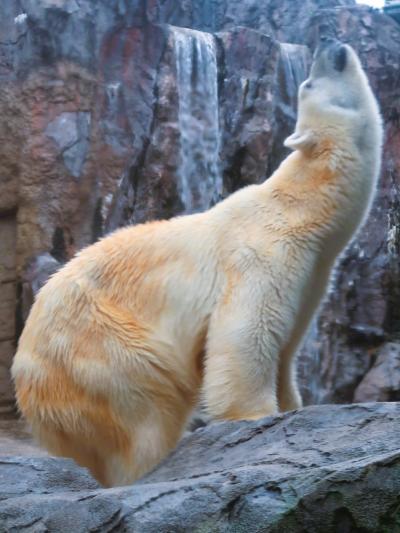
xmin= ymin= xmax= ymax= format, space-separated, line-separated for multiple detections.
xmin=304 ymin=82 xmax=313 ymax=89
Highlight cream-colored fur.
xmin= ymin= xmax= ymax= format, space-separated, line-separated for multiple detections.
xmin=12 ymin=40 xmax=383 ymax=487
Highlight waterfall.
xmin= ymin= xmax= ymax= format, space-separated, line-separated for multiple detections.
xmin=172 ymin=27 xmax=222 ymax=213
xmin=299 ymin=319 xmax=324 ymax=406
xmin=279 ymin=43 xmax=310 ymax=118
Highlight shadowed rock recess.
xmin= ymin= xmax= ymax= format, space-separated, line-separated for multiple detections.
xmin=0 ymin=403 xmax=399 ymax=532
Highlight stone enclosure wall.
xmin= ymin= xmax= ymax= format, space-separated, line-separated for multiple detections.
xmin=0 ymin=0 xmax=399 ymax=416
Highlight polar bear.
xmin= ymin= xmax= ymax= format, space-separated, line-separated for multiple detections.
xmin=12 ymin=39 xmax=382 ymax=487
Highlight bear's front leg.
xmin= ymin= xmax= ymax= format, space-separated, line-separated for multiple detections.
xmin=203 ymin=276 xmax=282 ymax=421
xmin=278 ymin=349 xmax=303 ymax=412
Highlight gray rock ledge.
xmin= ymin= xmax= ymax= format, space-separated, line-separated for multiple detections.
xmin=0 ymin=402 xmax=399 ymax=532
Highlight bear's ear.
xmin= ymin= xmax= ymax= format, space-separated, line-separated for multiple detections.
xmin=284 ymin=130 xmax=316 ymax=152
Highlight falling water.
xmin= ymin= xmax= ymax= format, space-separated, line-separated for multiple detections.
xmin=173 ymin=27 xmax=222 ymax=213
xmin=279 ymin=43 xmax=310 ymax=118
xmin=298 ymin=318 xmax=324 ymax=405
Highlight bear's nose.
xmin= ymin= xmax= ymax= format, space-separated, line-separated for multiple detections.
xmin=320 ymin=36 xmax=335 ymax=44
xmin=318 ymin=36 xmax=342 ymax=51
xmin=314 ymin=38 xmax=347 ymax=72
xmin=333 ymin=44 xmax=347 ymax=72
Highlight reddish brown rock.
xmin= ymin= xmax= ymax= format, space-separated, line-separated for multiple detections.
xmin=354 ymin=342 xmax=400 ymax=402
xmin=0 ymin=214 xmax=17 ymax=414
xmin=0 ymin=11 xmax=171 ymax=413
xmin=217 ymin=30 xmax=310 ymax=192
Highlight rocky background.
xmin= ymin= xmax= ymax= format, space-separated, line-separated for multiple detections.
xmin=0 ymin=0 xmax=399 ymax=418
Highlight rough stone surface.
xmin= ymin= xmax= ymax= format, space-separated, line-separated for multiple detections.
xmin=216 ymin=30 xmax=310 ymax=191
xmin=146 ymin=0 xmax=356 ymax=39
xmin=0 ymin=403 xmax=399 ymax=532
xmin=0 ymin=419 xmax=47 ymax=456
xmin=0 ymin=7 xmax=173 ymax=413
xmin=354 ymin=342 xmax=400 ymax=402
xmin=0 ymin=213 xmax=17 ymax=415
xmin=0 ymin=0 xmax=400 ymax=413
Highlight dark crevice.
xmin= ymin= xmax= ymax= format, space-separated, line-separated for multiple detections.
xmin=128 ymin=136 xmax=151 ymax=222
xmin=50 ymin=226 xmax=67 ymax=263
xmin=131 ymin=488 xmax=183 ymax=514
xmin=91 ymin=197 xmax=103 ymax=243
xmin=225 ymin=146 xmax=247 ymax=193
xmin=220 ymin=494 xmax=244 ymax=521
xmin=387 ymin=390 xmax=400 ymax=402
xmin=89 ymin=508 xmax=126 ymax=533
xmin=332 ymin=506 xmax=368 ymax=533
xmin=14 ymin=281 xmax=24 ymax=342
xmin=0 ymin=205 xmax=18 ymax=218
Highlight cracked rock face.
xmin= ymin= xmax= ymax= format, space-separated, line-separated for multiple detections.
xmin=0 ymin=0 xmax=399 ymax=413
xmin=0 ymin=403 xmax=399 ymax=531
xmin=354 ymin=342 xmax=400 ymax=402
xmin=45 ymin=111 xmax=91 ymax=178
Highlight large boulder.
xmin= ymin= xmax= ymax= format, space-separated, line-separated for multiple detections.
xmin=0 ymin=403 xmax=399 ymax=531
xmin=0 ymin=0 xmax=400 ymax=413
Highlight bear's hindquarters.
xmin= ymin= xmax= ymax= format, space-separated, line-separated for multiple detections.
xmin=13 ymin=344 xmax=199 ymax=487
xmin=32 ymin=398 xmax=190 ymax=487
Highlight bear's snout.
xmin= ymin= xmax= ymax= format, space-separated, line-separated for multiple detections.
xmin=331 ymin=43 xmax=347 ymax=72
xmin=313 ymin=38 xmax=348 ymax=75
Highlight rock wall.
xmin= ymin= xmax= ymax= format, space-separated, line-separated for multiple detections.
xmin=296 ymin=6 xmax=400 ymax=404
xmin=0 ymin=0 xmax=399 ymax=414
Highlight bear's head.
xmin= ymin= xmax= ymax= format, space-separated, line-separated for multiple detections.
xmin=284 ymin=38 xmax=382 ymax=157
